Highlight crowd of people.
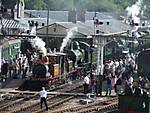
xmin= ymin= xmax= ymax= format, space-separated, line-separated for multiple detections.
xmin=0 ymin=51 xmax=42 ymax=82
xmin=103 ymin=53 xmax=136 ymax=96
xmin=1 ymin=51 xmax=150 ymax=98
xmin=83 ymin=53 xmax=150 ymax=97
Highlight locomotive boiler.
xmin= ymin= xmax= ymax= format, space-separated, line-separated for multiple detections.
xmin=67 ymin=49 xmax=84 ymax=67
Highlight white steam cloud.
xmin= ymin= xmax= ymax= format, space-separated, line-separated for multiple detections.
xmin=126 ymin=0 xmax=143 ymax=24
xmin=31 ymin=36 xmax=47 ymax=56
xmin=60 ymin=27 xmax=78 ymax=52
xmin=31 ymin=36 xmax=45 ymax=48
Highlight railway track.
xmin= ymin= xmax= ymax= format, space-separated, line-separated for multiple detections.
xmin=0 ymin=81 xmax=118 ymax=113
xmin=75 ymin=102 xmax=118 ymax=113
xmin=0 ymin=98 xmax=30 ymax=112
xmin=16 ymin=87 xmax=83 ymax=113
xmin=0 ymin=93 xmax=39 ymax=113
xmin=7 ymin=81 xmax=84 ymax=113
xmin=0 ymin=78 xmax=118 ymax=113
xmin=0 ymin=100 xmax=11 ymax=108
xmin=50 ymin=97 xmax=118 ymax=113
xmin=33 ymin=96 xmax=75 ymax=113
xmin=10 ymin=95 xmax=55 ymax=113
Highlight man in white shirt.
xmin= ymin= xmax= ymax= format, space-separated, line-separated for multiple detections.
xmin=39 ymin=87 xmax=48 ymax=111
xmin=84 ymin=75 xmax=90 ymax=94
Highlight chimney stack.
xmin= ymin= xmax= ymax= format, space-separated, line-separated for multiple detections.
xmin=68 ymin=10 xmax=76 ymax=23
xmin=76 ymin=9 xmax=85 ymax=22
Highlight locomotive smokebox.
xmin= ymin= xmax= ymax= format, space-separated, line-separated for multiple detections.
xmin=32 ymin=64 xmax=47 ymax=78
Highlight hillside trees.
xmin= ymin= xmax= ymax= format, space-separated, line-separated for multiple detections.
xmin=24 ymin=0 xmax=150 ymax=13
xmin=25 ymin=0 xmax=46 ymax=10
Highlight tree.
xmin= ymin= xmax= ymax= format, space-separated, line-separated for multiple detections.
xmin=25 ymin=0 xmax=46 ymax=10
xmin=85 ymin=0 xmax=118 ymax=11
xmin=2 ymin=0 xmax=18 ymax=9
xmin=24 ymin=0 xmax=150 ymax=14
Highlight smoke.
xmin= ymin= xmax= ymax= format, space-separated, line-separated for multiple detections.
xmin=31 ymin=36 xmax=47 ymax=55
xmin=60 ymin=27 xmax=78 ymax=52
xmin=126 ymin=0 xmax=144 ymax=24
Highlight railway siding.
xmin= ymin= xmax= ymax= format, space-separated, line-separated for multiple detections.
xmin=50 ymin=97 xmax=117 ymax=113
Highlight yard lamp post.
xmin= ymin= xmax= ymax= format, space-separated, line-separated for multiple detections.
xmin=46 ymin=8 xmax=50 ymax=48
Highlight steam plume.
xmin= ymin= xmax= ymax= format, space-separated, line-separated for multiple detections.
xmin=31 ymin=36 xmax=47 ymax=56
xmin=60 ymin=27 xmax=78 ymax=52
xmin=126 ymin=0 xmax=143 ymax=24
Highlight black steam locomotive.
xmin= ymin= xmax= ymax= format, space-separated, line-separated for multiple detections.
xmin=19 ymin=39 xmax=91 ymax=91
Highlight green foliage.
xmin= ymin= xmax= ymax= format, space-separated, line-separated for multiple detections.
xmin=144 ymin=0 xmax=150 ymax=13
xmin=25 ymin=0 xmax=46 ymax=10
xmin=24 ymin=0 xmax=150 ymax=13
xmin=84 ymin=0 xmax=117 ymax=11
xmin=114 ymin=0 xmax=130 ymax=10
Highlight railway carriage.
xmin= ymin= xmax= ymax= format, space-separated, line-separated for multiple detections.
xmin=1 ymin=38 xmax=21 ymax=60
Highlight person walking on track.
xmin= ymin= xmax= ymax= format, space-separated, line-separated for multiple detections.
xmin=39 ymin=87 xmax=48 ymax=111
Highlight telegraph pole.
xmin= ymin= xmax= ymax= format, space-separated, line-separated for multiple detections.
xmin=46 ymin=8 xmax=50 ymax=48
xmin=93 ymin=12 xmax=104 ymax=96
xmin=96 ymin=37 xmax=105 ymax=96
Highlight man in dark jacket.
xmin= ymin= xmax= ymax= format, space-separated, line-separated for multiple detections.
xmin=1 ymin=60 xmax=9 ymax=79
xmin=105 ymin=75 xmax=112 ymax=96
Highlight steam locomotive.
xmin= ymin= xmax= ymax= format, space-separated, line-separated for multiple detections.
xmin=32 ymin=52 xmax=75 ymax=78
xmin=19 ymin=38 xmax=91 ymax=91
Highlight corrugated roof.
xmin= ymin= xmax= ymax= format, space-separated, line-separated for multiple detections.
xmin=56 ymin=22 xmax=93 ymax=36
xmin=37 ymin=20 xmax=131 ymax=36
xmin=55 ymin=20 xmax=132 ymax=35
xmin=1 ymin=18 xmax=24 ymax=29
